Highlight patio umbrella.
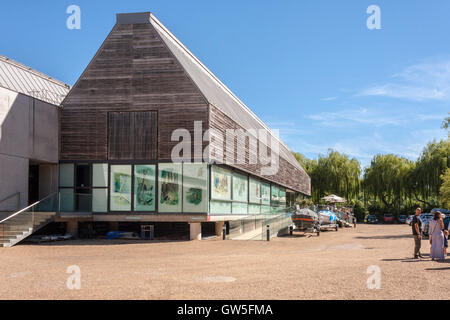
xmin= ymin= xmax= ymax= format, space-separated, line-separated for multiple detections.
xmin=322 ymin=194 xmax=346 ymax=203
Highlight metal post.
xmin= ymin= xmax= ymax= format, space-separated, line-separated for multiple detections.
xmin=222 ymin=224 xmax=226 ymax=240
xmin=266 ymin=225 xmax=270 ymax=241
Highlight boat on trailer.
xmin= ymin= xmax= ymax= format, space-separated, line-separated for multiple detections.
xmin=290 ymin=205 xmax=321 ymax=236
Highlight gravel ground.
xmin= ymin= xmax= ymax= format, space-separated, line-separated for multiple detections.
xmin=0 ymin=224 xmax=448 ymax=300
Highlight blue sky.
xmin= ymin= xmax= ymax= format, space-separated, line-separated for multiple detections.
xmin=1 ymin=0 xmax=448 ymax=167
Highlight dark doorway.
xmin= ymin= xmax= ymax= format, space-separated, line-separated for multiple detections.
xmin=28 ymin=165 xmax=39 ymax=205
xmin=75 ymin=163 xmax=91 ymax=212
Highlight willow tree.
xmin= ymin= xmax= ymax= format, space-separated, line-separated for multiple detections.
xmin=294 ymin=150 xmax=361 ymax=203
xmin=363 ymin=154 xmax=413 ymax=211
xmin=411 ymin=140 xmax=450 ymax=205
xmin=440 ymin=168 xmax=450 ymax=208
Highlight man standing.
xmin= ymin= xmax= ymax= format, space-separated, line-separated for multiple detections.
xmin=412 ymin=207 xmax=423 ymax=259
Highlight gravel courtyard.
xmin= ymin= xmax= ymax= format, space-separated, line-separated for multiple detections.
xmin=0 ymin=224 xmax=448 ymax=300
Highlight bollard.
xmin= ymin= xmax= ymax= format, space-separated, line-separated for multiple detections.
xmin=266 ymin=225 xmax=270 ymax=241
xmin=222 ymin=224 xmax=226 ymax=240
xmin=289 ymin=225 xmax=293 ymax=236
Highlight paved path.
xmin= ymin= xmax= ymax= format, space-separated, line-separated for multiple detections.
xmin=0 ymin=224 xmax=448 ymax=299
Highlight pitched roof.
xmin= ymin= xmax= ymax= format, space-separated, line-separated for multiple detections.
xmin=148 ymin=14 xmax=306 ymax=173
xmin=0 ymin=54 xmax=70 ymax=106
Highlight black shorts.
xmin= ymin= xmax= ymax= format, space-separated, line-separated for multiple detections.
xmin=444 ymin=236 xmax=448 ymax=248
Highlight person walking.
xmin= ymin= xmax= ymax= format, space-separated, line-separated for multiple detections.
xmin=429 ymin=211 xmax=445 ymax=261
xmin=412 ymin=207 xmax=423 ymax=259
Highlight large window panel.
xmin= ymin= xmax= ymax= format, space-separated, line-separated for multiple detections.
xmin=59 ymin=188 xmax=74 ymax=212
xmin=158 ymin=163 xmax=182 ymax=213
xmin=232 ymin=202 xmax=248 ymax=214
xmin=249 ymin=178 xmax=261 ymax=204
xmin=134 ymin=165 xmax=156 ymax=212
xmin=248 ymin=204 xmax=261 ymax=214
xmin=211 ymin=166 xmax=231 ymax=201
xmin=232 ymin=173 xmax=248 ymax=202
xmin=183 ymin=163 xmax=208 ymax=213
xmin=110 ymin=165 xmax=132 ymax=211
xmin=210 ymin=200 xmax=232 ymax=215
xmin=92 ymin=188 xmax=108 ymax=212
xmin=271 ymin=185 xmax=280 ymax=205
xmin=261 ymin=183 xmax=271 ymax=206
xmin=93 ymin=164 xmax=108 ymax=187
xmin=59 ymin=164 xmax=74 ymax=187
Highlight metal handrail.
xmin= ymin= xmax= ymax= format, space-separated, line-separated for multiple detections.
xmin=0 ymin=192 xmax=20 ymax=210
xmin=0 ymin=192 xmax=57 ymax=224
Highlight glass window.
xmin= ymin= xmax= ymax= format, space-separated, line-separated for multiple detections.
xmin=271 ymin=185 xmax=280 ymax=205
xmin=110 ymin=165 xmax=132 ymax=211
xmin=232 ymin=173 xmax=248 ymax=202
xmin=261 ymin=183 xmax=271 ymax=206
xmin=59 ymin=164 xmax=74 ymax=187
xmin=248 ymin=204 xmax=261 ymax=214
xmin=279 ymin=188 xmax=286 ymax=207
xmin=158 ymin=163 xmax=182 ymax=213
xmin=211 ymin=166 xmax=231 ymax=201
xmin=261 ymin=205 xmax=271 ymax=214
xmin=134 ymin=165 xmax=156 ymax=212
xmin=92 ymin=189 xmax=107 ymax=212
xmin=232 ymin=202 xmax=248 ymax=214
xmin=59 ymin=188 xmax=74 ymax=212
xmin=249 ymin=178 xmax=261 ymax=204
xmin=93 ymin=164 xmax=108 ymax=187
xmin=183 ymin=163 xmax=208 ymax=213
xmin=210 ymin=200 xmax=232 ymax=215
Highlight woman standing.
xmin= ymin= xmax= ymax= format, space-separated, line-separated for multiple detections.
xmin=429 ymin=211 xmax=445 ymax=261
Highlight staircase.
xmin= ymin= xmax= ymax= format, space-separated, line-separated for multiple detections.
xmin=0 ymin=193 xmax=58 ymax=248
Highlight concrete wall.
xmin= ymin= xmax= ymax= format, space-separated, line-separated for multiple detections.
xmin=0 ymin=87 xmax=59 ymax=211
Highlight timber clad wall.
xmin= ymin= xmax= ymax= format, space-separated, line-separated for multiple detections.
xmin=209 ymin=105 xmax=311 ymax=195
xmin=61 ymin=13 xmax=311 ymax=196
xmin=61 ymin=22 xmax=209 ymax=161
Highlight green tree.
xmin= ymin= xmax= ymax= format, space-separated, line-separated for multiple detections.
xmin=293 ymin=150 xmax=361 ymax=203
xmin=363 ymin=154 xmax=413 ymax=213
xmin=440 ymin=168 xmax=450 ymax=208
xmin=411 ymin=140 xmax=450 ymax=206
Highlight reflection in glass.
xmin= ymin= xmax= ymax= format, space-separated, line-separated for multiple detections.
xmin=134 ymin=165 xmax=156 ymax=212
xmin=59 ymin=164 xmax=74 ymax=187
xmin=110 ymin=165 xmax=132 ymax=211
xmin=93 ymin=164 xmax=108 ymax=187
xmin=211 ymin=166 xmax=232 ymax=201
xmin=232 ymin=173 xmax=248 ymax=202
xmin=183 ymin=163 xmax=208 ymax=213
xmin=158 ymin=163 xmax=182 ymax=213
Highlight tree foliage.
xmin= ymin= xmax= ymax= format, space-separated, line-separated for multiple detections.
xmin=440 ymin=168 xmax=450 ymax=208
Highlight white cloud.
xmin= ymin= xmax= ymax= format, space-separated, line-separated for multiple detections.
xmin=322 ymin=96 xmax=337 ymax=101
xmin=359 ymin=58 xmax=450 ymax=101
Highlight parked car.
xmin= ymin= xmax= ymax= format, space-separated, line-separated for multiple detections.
xmin=383 ymin=214 xmax=395 ymax=224
xmin=398 ymin=215 xmax=407 ymax=224
xmin=406 ymin=215 xmax=414 ymax=226
xmin=366 ymin=215 xmax=378 ymax=224
xmin=420 ymin=213 xmax=434 ymax=238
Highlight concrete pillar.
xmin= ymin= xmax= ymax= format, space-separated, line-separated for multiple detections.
xmin=66 ymin=220 xmax=78 ymax=237
xmin=215 ymin=221 xmax=224 ymax=237
xmin=189 ymin=223 xmax=202 ymax=241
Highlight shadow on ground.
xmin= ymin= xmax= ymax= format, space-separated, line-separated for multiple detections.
xmin=356 ymin=234 xmax=412 ymax=240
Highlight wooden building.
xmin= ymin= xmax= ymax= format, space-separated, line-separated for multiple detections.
xmin=59 ymin=12 xmax=311 ymax=240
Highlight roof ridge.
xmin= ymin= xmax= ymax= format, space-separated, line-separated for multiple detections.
xmin=149 ymin=14 xmax=295 ymax=153
xmin=149 ymin=14 xmax=305 ymax=173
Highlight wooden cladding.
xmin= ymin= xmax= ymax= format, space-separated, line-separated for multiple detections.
xmin=108 ymin=111 xmax=157 ymax=160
